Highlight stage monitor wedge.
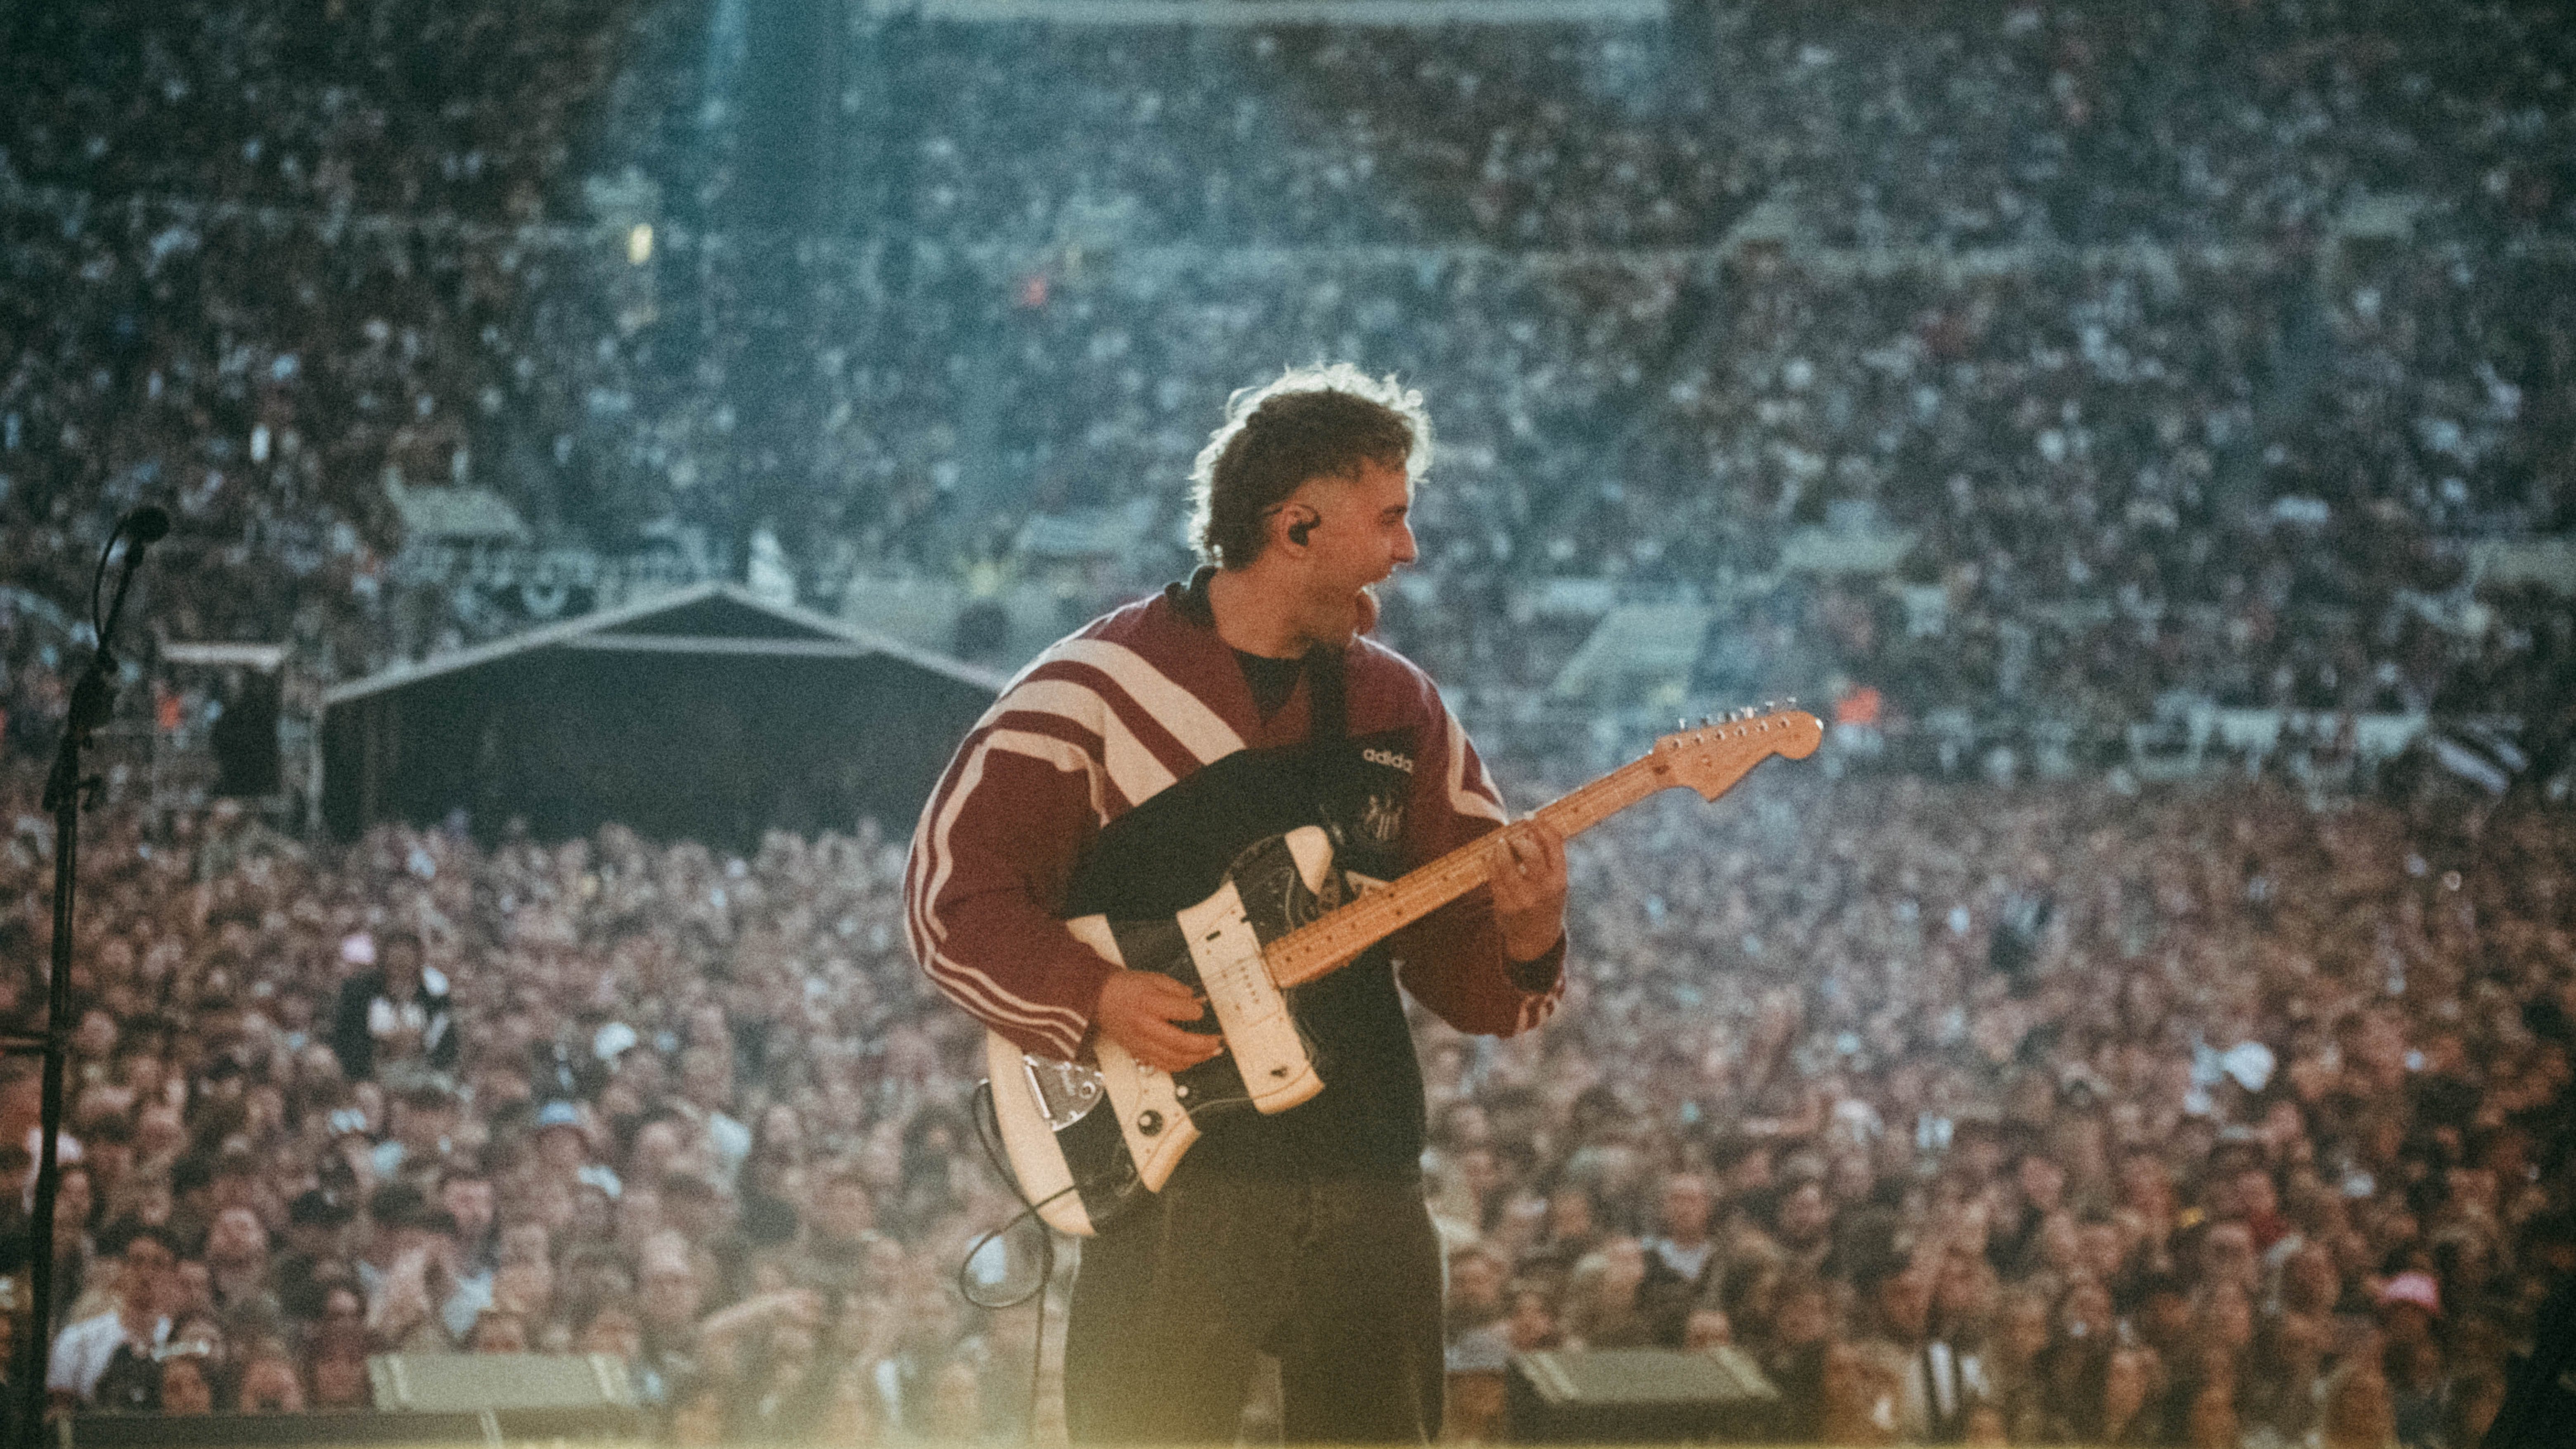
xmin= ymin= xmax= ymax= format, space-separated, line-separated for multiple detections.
xmin=1506 ymin=1346 xmax=1781 ymax=1443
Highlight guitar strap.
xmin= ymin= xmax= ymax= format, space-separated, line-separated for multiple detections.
xmin=1305 ymin=642 xmax=1347 ymax=749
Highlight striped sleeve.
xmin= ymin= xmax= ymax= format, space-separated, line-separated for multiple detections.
xmin=904 ymin=636 xmax=1246 ymax=1061
xmin=1386 ymin=670 xmax=1567 ymax=1039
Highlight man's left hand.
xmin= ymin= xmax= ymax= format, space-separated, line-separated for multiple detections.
xmin=1487 ymin=819 xmax=1567 ymax=962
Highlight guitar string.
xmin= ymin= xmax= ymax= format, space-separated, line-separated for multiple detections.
xmin=1267 ymin=722 xmax=1780 ymax=988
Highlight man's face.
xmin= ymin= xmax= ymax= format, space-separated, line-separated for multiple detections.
xmin=2143 ymin=1279 xmax=2184 ymax=1340
xmin=1507 ymin=1290 xmax=1556 ymax=1345
xmin=2237 ymin=1168 xmax=2279 ymax=1218
xmin=121 ymin=1237 xmax=178 ymax=1316
xmin=641 ymin=1260 xmax=699 ymax=1328
xmin=1458 ymin=1148 xmax=1499 ymax=1199
xmin=1935 ymin=1254 xmax=1991 ymax=1321
xmin=2204 ymin=1222 xmax=2258 ymax=1289
xmin=580 ymin=1307 xmax=643 ymax=1361
xmin=443 ymin=1178 xmax=496 ymax=1238
xmin=54 ymin=1170 xmax=92 ymax=1229
xmin=2119 ymin=1155 xmax=2169 ymax=1210
xmin=174 ymin=1260 xmax=213 ymax=1316
xmin=1880 ymin=1268 xmax=1934 ymax=1340
xmin=1285 ymin=457 xmax=1416 ymax=642
xmin=632 ymin=1120 xmax=682 ymax=1172
xmin=1779 ymin=1181 xmax=1832 ymax=1245
xmin=135 ymin=1103 xmax=185 ymax=1158
xmin=682 ymin=1052 xmax=728 ymax=1109
xmin=208 ymin=1208 xmax=267 ymax=1267
xmin=1661 ymin=1177 xmax=1713 ymax=1241
xmin=2080 ymin=1221 xmax=2127 ymax=1278
xmin=1452 ymin=1252 xmax=1503 ymax=1307
xmin=2017 ymin=1154 xmax=2065 ymax=1210
xmin=1776 ymin=1286 xmax=1832 ymax=1347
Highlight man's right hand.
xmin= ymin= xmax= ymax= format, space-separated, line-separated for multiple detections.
xmin=1093 ymin=970 xmax=1224 ymax=1074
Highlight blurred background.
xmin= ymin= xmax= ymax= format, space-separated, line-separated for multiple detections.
xmin=1 ymin=0 xmax=2571 ymax=1441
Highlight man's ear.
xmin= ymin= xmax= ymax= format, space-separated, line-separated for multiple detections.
xmin=1281 ymin=507 xmax=1319 ymax=547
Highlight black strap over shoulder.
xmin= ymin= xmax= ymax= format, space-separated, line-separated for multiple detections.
xmin=1305 ymin=642 xmax=1347 ymax=745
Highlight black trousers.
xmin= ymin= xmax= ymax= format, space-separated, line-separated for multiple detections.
xmin=1063 ymin=1162 xmax=1445 ymax=1444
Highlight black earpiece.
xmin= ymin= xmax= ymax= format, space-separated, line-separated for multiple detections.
xmin=1287 ymin=516 xmax=1316 ymax=546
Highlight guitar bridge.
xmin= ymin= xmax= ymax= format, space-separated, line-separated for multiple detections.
xmin=1019 ymin=1056 xmax=1106 ymax=1130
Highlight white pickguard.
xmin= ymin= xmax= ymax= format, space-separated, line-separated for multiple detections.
xmin=1076 ymin=827 xmax=1331 ymax=1153
xmin=988 ymin=826 xmax=1337 ymax=1226
xmin=1173 ymin=870 xmax=1324 ymax=1118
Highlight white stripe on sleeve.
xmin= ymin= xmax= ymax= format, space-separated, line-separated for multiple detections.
xmin=996 ymin=680 xmax=1179 ymax=807
xmin=908 ymin=733 xmax=1094 ymax=1042
xmin=1050 ymin=639 xmax=1247 ymax=765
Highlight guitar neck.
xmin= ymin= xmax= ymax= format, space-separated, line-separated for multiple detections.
xmin=1264 ymin=723 xmax=1782 ymax=991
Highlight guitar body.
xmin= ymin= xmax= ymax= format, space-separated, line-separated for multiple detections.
xmin=988 ymin=825 xmax=1346 ymax=1236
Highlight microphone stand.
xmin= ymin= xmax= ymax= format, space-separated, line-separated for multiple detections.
xmin=13 ymin=510 xmax=163 ymax=1444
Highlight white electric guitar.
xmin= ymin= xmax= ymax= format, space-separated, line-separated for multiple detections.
xmin=983 ymin=707 xmax=1822 ymax=1235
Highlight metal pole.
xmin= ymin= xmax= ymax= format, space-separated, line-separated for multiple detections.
xmin=16 ymin=751 xmax=83 ymax=1442
xmin=15 ymin=508 xmax=162 ymax=1444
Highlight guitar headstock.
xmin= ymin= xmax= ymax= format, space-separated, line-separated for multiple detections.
xmin=1651 ymin=705 xmax=1824 ymax=801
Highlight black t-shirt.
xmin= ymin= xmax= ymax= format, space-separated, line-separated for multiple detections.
xmin=1234 ymin=650 xmax=1304 ymax=718
xmin=92 ymin=1342 xmax=162 ymax=1413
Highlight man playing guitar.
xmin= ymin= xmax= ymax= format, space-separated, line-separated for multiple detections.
xmin=906 ymin=363 xmax=1569 ymax=1442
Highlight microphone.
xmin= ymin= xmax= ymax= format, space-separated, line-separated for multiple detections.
xmin=88 ymin=504 xmax=171 ymax=663
xmin=124 ymin=506 xmax=171 ymax=544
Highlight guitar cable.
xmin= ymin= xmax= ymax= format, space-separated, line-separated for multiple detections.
xmin=958 ymin=1077 xmax=1073 ymax=1444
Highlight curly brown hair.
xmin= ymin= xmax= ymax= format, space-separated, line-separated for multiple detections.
xmin=1187 ymin=363 xmax=1432 ymax=569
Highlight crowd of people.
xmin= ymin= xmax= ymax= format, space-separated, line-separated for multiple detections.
xmin=2 ymin=0 xmax=2574 ymax=1439
xmin=0 ymin=751 xmax=2566 ymax=1444
xmin=851 ymin=2 xmax=2576 ymax=252
xmin=9 ymin=0 xmax=2576 ymax=250
xmin=0 ymin=784 xmax=1039 ymax=1437
xmin=1424 ymin=767 xmax=2573 ymax=1448
xmin=5 ymin=199 xmax=2569 ymax=775
xmin=3 ymin=0 xmax=2573 ymax=755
